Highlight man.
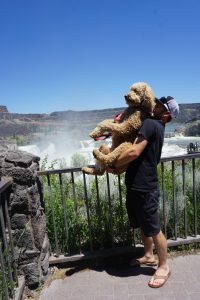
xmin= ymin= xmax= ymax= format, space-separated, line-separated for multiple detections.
xmin=108 ymin=96 xmax=179 ymax=288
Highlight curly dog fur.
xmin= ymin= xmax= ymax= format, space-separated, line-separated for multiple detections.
xmin=82 ymin=82 xmax=156 ymax=175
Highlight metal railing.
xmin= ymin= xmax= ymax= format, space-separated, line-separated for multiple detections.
xmin=160 ymin=153 xmax=200 ymax=246
xmin=37 ymin=153 xmax=200 ymax=264
xmin=0 ymin=178 xmax=24 ymax=300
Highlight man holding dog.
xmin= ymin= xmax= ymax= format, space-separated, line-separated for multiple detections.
xmin=108 ymin=96 xmax=179 ymax=288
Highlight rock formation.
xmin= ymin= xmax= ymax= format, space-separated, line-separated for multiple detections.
xmin=0 ymin=145 xmax=50 ymax=288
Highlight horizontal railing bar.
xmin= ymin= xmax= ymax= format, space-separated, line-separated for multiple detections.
xmin=37 ymin=153 xmax=200 ymax=176
xmin=49 ymin=235 xmax=200 ymax=265
xmin=167 ymin=235 xmax=200 ymax=247
xmin=37 ymin=166 xmax=89 ymax=175
xmin=49 ymin=245 xmax=143 ymax=265
xmin=161 ymin=152 xmax=200 ymax=162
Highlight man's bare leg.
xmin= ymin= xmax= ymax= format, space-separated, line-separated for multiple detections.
xmin=130 ymin=231 xmax=157 ymax=265
xmin=148 ymin=230 xmax=170 ymax=287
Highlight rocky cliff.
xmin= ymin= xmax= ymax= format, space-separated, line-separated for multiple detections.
xmin=175 ymin=103 xmax=200 ymax=123
xmin=0 ymin=105 xmax=8 ymax=113
xmin=0 ymin=103 xmax=200 ymax=138
xmin=177 ymin=120 xmax=200 ymax=136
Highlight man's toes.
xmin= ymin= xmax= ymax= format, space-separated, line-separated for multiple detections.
xmin=148 ymin=270 xmax=171 ymax=288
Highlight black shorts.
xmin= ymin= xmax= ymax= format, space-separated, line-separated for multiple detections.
xmin=126 ymin=189 xmax=160 ymax=237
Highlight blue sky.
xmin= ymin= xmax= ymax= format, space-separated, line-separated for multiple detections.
xmin=0 ymin=0 xmax=200 ymax=113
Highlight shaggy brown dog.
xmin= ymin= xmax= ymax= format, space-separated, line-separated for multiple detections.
xmin=82 ymin=82 xmax=156 ymax=175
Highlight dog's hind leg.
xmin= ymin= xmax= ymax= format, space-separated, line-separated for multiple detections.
xmin=82 ymin=144 xmax=110 ymax=175
xmin=93 ymin=142 xmax=133 ymax=166
xmin=82 ymin=158 xmax=106 ymax=175
xmin=99 ymin=143 xmax=111 ymax=155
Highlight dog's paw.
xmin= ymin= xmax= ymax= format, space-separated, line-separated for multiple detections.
xmin=90 ymin=128 xmax=102 ymax=139
xmin=82 ymin=166 xmax=105 ymax=176
xmin=82 ymin=166 xmax=94 ymax=175
xmin=93 ymin=148 xmax=100 ymax=159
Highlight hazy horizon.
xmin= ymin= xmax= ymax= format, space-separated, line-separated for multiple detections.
xmin=3 ymin=101 xmax=200 ymax=115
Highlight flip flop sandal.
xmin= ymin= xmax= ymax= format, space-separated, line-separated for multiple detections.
xmin=130 ymin=259 xmax=158 ymax=267
xmin=148 ymin=271 xmax=171 ymax=288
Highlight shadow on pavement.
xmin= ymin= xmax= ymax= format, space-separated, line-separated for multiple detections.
xmin=65 ymin=252 xmax=155 ymax=278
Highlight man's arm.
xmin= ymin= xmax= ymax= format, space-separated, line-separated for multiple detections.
xmin=114 ymin=135 xmax=148 ymax=168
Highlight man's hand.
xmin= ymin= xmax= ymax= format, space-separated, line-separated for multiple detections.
xmin=114 ymin=136 xmax=148 ymax=168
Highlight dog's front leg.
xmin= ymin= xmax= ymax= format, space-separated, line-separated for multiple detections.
xmin=100 ymin=114 xmax=142 ymax=136
xmin=90 ymin=119 xmax=114 ymax=138
xmin=93 ymin=122 xmax=126 ymax=136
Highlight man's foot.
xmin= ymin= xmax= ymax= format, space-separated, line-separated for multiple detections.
xmin=130 ymin=255 xmax=158 ymax=267
xmin=148 ymin=266 xmax=171 ymax=288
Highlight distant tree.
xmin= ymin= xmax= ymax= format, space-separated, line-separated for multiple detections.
xmin=70 ymin=153 xmax=90 ymax=167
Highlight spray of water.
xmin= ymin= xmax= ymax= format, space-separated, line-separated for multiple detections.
xmin=18 ymin=120 xmax=200 ymax=167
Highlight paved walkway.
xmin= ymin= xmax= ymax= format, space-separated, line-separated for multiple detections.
xmin=39 ymin=253 xmax=200 ymax=300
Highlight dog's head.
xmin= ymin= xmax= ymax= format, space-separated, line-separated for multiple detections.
xmin=125 ymin=82 xmax=156 ymax=114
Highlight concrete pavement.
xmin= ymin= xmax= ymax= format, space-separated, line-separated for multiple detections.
xmin=39 ymin=253 xmax=200 ymax=300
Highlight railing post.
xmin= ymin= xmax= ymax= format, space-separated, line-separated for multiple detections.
xmin=71 ymin=171 xmax=81 ymax=253
xmin=118 ymin=174 xmax=125 ymax=246
xmin=83 ymin=172 xmax=93 ymax=252
xmin=192 ymin=158 xmax=197 ymax=236
xmin=106 ymin=172 xmax=114 ymax=248
xmin=0 ymin=241 xmax=10 ymax=300
xmin=161 ymin=162 xmax=167 ymax=237
xmin=58 ymin=173 xmax=69 ymax=254
xmin=182 ymin=159 xmax=187 ymax=238
xmin=4 ymin=192 xmax=18 ymax=284
xmin=47 ymin=174 xmax=60 ymax=256
xmin=95 ymin=175 xmax=104 ymax=249
xmin=172 ymin=160 xmax=177 ymax=240
xmin=0 ymin=193 xmax=15 ymax=298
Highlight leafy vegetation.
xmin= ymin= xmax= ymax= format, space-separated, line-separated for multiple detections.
xmin=0 ymin=246 xmax=16 ymax=299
